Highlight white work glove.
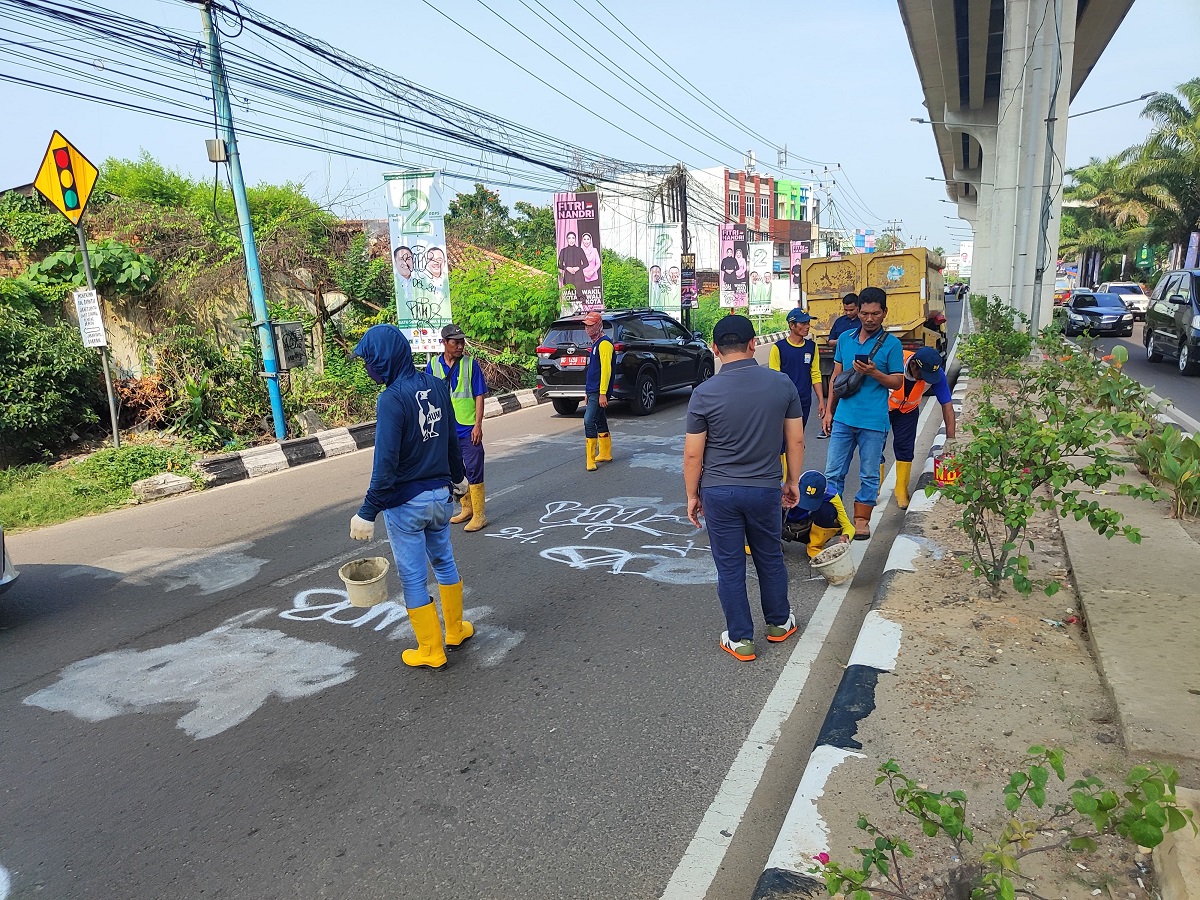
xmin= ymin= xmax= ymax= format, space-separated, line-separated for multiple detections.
xmin=452 ymin=478 xmax=469 ymax=499
xmin=349 ymin=514 xmax=375 ymax=541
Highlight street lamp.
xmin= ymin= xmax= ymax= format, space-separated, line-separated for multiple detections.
xmin=911 ymin=117 xmax=997 ymax=127
xmin=1067 ymin=92 xmax=1154 ymax=119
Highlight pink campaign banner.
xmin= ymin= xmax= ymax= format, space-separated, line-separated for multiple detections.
xmin=554 ymin=192 xmax=603 ymax=314
xmin=718 ymin=223 xmax=748 ymax=308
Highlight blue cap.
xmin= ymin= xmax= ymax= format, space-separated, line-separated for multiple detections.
xmin=797 ymin=470 xmax=827 ymax=511
xmin=787 ymin=308 xmax=813 ymax=324
xmin=911 ymin=346 xmax=943 ymax=376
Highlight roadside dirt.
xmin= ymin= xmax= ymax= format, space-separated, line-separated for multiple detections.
xmin=817 ymin=503 xmax=1163 ymax=900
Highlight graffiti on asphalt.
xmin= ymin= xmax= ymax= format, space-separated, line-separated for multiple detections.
xmin=23 ymin=609 xmax=358 ymax=739
xmin=280 ymin=587 xmax=524 ymax=667
xmin=488 ymin=497 xmax=700 ymax=545
xmin=539 ymin=541 xmax=717 ymax=584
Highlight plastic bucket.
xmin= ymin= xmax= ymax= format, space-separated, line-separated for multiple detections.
xmin=811 ymin=542 xmax=855 ymax=585
xmin=338 ymin=557 xmax=390 ymax=608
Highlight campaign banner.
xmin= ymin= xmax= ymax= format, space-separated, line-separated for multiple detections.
xmin=718 ymin=223 xmax=748 ymax=308
xmin=555 ymin=191 xmax=603 ymax=314
xmin=748 ymin=241 xmax=773 ymax=316
xmin=647 ymin=222 xmax=682 ymax=317
xmin=789 ymin=240 xmax=809 ymax=303
xmin=384 ymin=170 xmax=450 ymax=354
xmin=680 ymin=253 xmax=697 ymax=309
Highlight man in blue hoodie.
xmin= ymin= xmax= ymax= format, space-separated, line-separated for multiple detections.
xmin=349 ymin=324 xmax=470 ymax=671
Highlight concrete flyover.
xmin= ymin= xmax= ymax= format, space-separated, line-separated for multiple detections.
xmin=899 ymin=0 xmax=1134 ymax=330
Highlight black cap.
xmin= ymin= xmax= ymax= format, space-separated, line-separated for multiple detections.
xmin=712 ymin=314 xmax=756 ymax=345
xmin=441 ymin=323 xmax=466 ymax=341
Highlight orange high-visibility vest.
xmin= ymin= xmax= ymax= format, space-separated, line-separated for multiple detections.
xmin=889 ymin=350 xmax=925 ymax=414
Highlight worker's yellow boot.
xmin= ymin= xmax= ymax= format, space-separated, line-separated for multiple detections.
xmin=586 ymin=438 xmax=598 ymax=472
xmin=894 ymin=461 xmax=913 ymax=509
xmin=401 ymin=602 xmax=447 ymax=670
xmin=596 ymin=432 xmax=613 ymax=462
xmin=450 ymin=488 xmax=472 ymax=524
xmin=464 ymin=483 xmax=488 ymax=532
xmin=440 ymin=580 xmax=474 ymax=649
xmin=807 ymin=524 xmax=840 ymax=559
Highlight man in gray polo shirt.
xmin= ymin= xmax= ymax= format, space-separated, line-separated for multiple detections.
xmin=684 ymin=314 xmax=805 ymax=662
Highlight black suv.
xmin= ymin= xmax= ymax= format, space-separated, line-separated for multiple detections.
xmin=1144 ymin=269 xmax=1200 ymax=375
xmin=536 ymin=308 xmax=715 ymax=415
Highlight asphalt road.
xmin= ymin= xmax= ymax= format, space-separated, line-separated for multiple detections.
xmin=0 ymin=342 xmax=896 ymax=900
xmin=1086 ymin=321 xmax=1200 ymax=425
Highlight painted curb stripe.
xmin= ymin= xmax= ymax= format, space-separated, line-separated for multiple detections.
xmin=194 ymin=452 xmax=249 ymax=487
xmin=812 ymin=665 xmax=884 ymax=751
xmin=347 ymin=422 xmax=377 ymax=449
xmin=279 ymin=435 xmax=325 ymax=467
xmin=316 ymin=428 xmax=358 ymax=457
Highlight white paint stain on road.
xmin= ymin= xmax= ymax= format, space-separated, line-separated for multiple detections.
xmin=627 ymin=452 xmax=682 ymax=473
xmin=0 ymin=863 xmax=9 ymax=899
xmin=281 ymin=590 xmax=525 ymax=666
xmin=60 ymin=542 xmax=268 ymax=595
xmin=23 ymin=609 xmax=357 ymax=739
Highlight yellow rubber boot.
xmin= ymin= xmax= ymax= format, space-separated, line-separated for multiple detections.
xmin=807 ymin=524 xmax=840 ymax=559
xmin=450 ymin=488 xmax=472 ymax=524
xmin=894 ymin=460 xmax=913 ymax=509
xmin=880 ymin=462 xmax=886 ymax=487
xmin=464 ymin=483 xmax=488 ymax=532
xmin=596 ymin=432 xmax=613 ymax=462
xmin=440 ymin=580 xmax=474 ymax=648
xmin=586 ymin=438 xmax=598 ymax=472
xmin=402 ymin=602 xmax=447 ymax=670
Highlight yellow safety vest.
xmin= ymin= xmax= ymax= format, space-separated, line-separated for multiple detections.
xmin=434 ymin=356 xmax=478 ymax=426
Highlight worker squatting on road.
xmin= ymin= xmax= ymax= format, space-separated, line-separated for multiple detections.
xmin=582 ymin=310 xmax=614 ymax=471
xmin=887 ymin=346 xmax=956 ymax=509
xmin=785 ymin=470 xmax=855 ymax=559
xmin=427 ymin=322 xmax=490 ymax=532
xmin=684 ymin=314 xmax=805 ymax=662
xmin=349 ymin=324 xmax=472 ymax=671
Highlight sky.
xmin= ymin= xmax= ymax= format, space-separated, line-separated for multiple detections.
xmin=2 ymin=0 xmax=1198 ymax=258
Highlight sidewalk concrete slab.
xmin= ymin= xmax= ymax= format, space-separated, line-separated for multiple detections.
xmin=1156 ymin=787 xmax=1200 ymax=900
xmin=1058 ymin=470 xmax=1200 ymax=768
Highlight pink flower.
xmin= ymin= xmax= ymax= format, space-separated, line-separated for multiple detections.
xmin=813 ymin=852 xmax=830 ymax=865
xmin=1022 ymin=468 xmax=1031 ymax=474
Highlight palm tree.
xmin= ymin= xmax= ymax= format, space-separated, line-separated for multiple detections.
xmin=1062 ymin=155 xmax=1150 ymax=274
xmin=1121 ymin=78 xmax=1200 ymax=252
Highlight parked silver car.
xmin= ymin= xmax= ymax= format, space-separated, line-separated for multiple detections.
xmin=0 ymin=525 xmax=18 ymax=595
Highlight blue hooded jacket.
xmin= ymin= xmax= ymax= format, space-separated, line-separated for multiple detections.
xmin=354 ymin=325 xmax=465 ymax=521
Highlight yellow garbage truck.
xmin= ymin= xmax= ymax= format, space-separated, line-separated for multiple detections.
xmin=801 ymin=247 xmax=948 ymax=368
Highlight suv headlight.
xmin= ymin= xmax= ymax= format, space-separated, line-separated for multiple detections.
xmin=1067 ymin=311 xmax=1084 ymax=322
xmin=1122 ymin=314 xmax=1132 ymax=321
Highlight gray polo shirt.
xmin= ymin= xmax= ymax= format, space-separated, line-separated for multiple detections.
xmin=685 ymin=358 xmax=803 ymax=489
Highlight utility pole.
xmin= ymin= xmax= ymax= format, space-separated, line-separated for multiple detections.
xmin=675 ymin=163 xmax=692 ymax=331
xmin=192 ymin=0 xmax=288 ymax=440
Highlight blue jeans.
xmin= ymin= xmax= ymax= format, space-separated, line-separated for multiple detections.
xmin=382 ymin=487 xmax=460 ymax=609
xmin=701 ymin=485 xmax=791 ymax=642
xmin=583 ymin=393 xmax=609 ymax=439
xmin=824 ymin=420 xmax=888 ymax=504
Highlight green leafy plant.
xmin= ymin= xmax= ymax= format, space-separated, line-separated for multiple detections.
xmin=812 ymin=749 xmax=1195 ymax=900
xmin=933 ymin=361 xmax=1156 ymax=596
xmin=25 ymin=238 xmax=157 ymax=304
xmin=960 ymin=297 xmax=1032 ymax=380
xmin=1135 ymin=425 xmax=1200 ymax=519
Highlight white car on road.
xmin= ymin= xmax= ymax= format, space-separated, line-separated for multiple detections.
xmin=1096 ymin=282 xmax=1150 ymax=320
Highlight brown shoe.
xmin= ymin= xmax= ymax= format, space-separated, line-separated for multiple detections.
xmin=853 ymin=501 xmax=874 ymax=540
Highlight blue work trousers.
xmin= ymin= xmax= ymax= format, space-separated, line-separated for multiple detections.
xmin=382 ymin=487 xmax=460 ymax=609
xmin=701 ymin=485 xmax=791 ymax=642
xmin=824 ymin=420 xmax=888 ymax=505
xmin=583 ymin=393 xmax=609 ymax=439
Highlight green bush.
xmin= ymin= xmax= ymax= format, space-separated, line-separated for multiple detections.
xmin=0 ymin=298 xmax=106 ymax=462
xmin=450 ymin=259 xmax=559 ymax=364
xmin=70 ymin=444 xmax=197 ymax=495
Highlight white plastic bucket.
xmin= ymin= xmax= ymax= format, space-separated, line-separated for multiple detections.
xmin=338 ymin=557 xmax=391 ymax=608
xmin=811 ymin=543 xmax=855 ymax=585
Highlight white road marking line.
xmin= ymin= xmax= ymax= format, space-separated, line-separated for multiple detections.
xmin=271 ymin=540 xmax=389 ymax=587
xmin=0 ymin=863 xmax=9 ymax=900
xmin=659 ymin=541 xmax=868 ymax=900
xmin=485 ymin=483 xmax=523 ymax=501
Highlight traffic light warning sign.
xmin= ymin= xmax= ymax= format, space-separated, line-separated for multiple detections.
xmin=34 ymin=131 xmax=98 ymax=225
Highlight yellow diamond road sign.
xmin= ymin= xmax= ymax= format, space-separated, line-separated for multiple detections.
xmin=34 ymin=131 xmax=99 ymax=225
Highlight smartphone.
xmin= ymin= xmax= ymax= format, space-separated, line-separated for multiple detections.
xmin=855 ymin=354 xmax=870 ymax=364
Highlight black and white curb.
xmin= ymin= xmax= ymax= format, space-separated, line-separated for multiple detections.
xmin=194 ymin=388 xmax=547 ymax=488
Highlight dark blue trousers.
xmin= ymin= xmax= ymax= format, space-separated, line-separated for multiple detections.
xmin=701 ymin=485 xmax=792 ymax=642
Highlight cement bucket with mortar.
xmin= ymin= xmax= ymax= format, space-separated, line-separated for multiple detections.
xmin=338 ymin=557 xmax=390 ymax=607
xmin=811 ymin=542 xmax=855 ymax=585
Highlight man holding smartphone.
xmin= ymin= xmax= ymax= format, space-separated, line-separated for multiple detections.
xmin=820 ymin=288 xmax=904 ymax=539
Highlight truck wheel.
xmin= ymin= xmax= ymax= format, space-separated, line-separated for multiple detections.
xmin=631 ymin=369 xmax=658 ymax=415
xmin=551 ymin=398 xmax=580 ymax=415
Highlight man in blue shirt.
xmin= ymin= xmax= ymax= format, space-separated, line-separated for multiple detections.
xmin=820 ymin=288 xmax=904 ymax=540
xmin=349 ymin=325 xmax=471 ymax=671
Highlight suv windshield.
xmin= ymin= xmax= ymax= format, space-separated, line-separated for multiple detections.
xmin=543 ymin=323 xmax=610 ymax=346
xmin=1107 ymin=285 xmax=1142 ymax=295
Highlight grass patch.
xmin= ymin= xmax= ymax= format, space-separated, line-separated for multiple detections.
xmin=0 ymin=444 xmax=198 ymax=532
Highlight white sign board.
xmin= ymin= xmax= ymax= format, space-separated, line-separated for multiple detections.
xmin=73 ymin=289 xmax=107 ymax=348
